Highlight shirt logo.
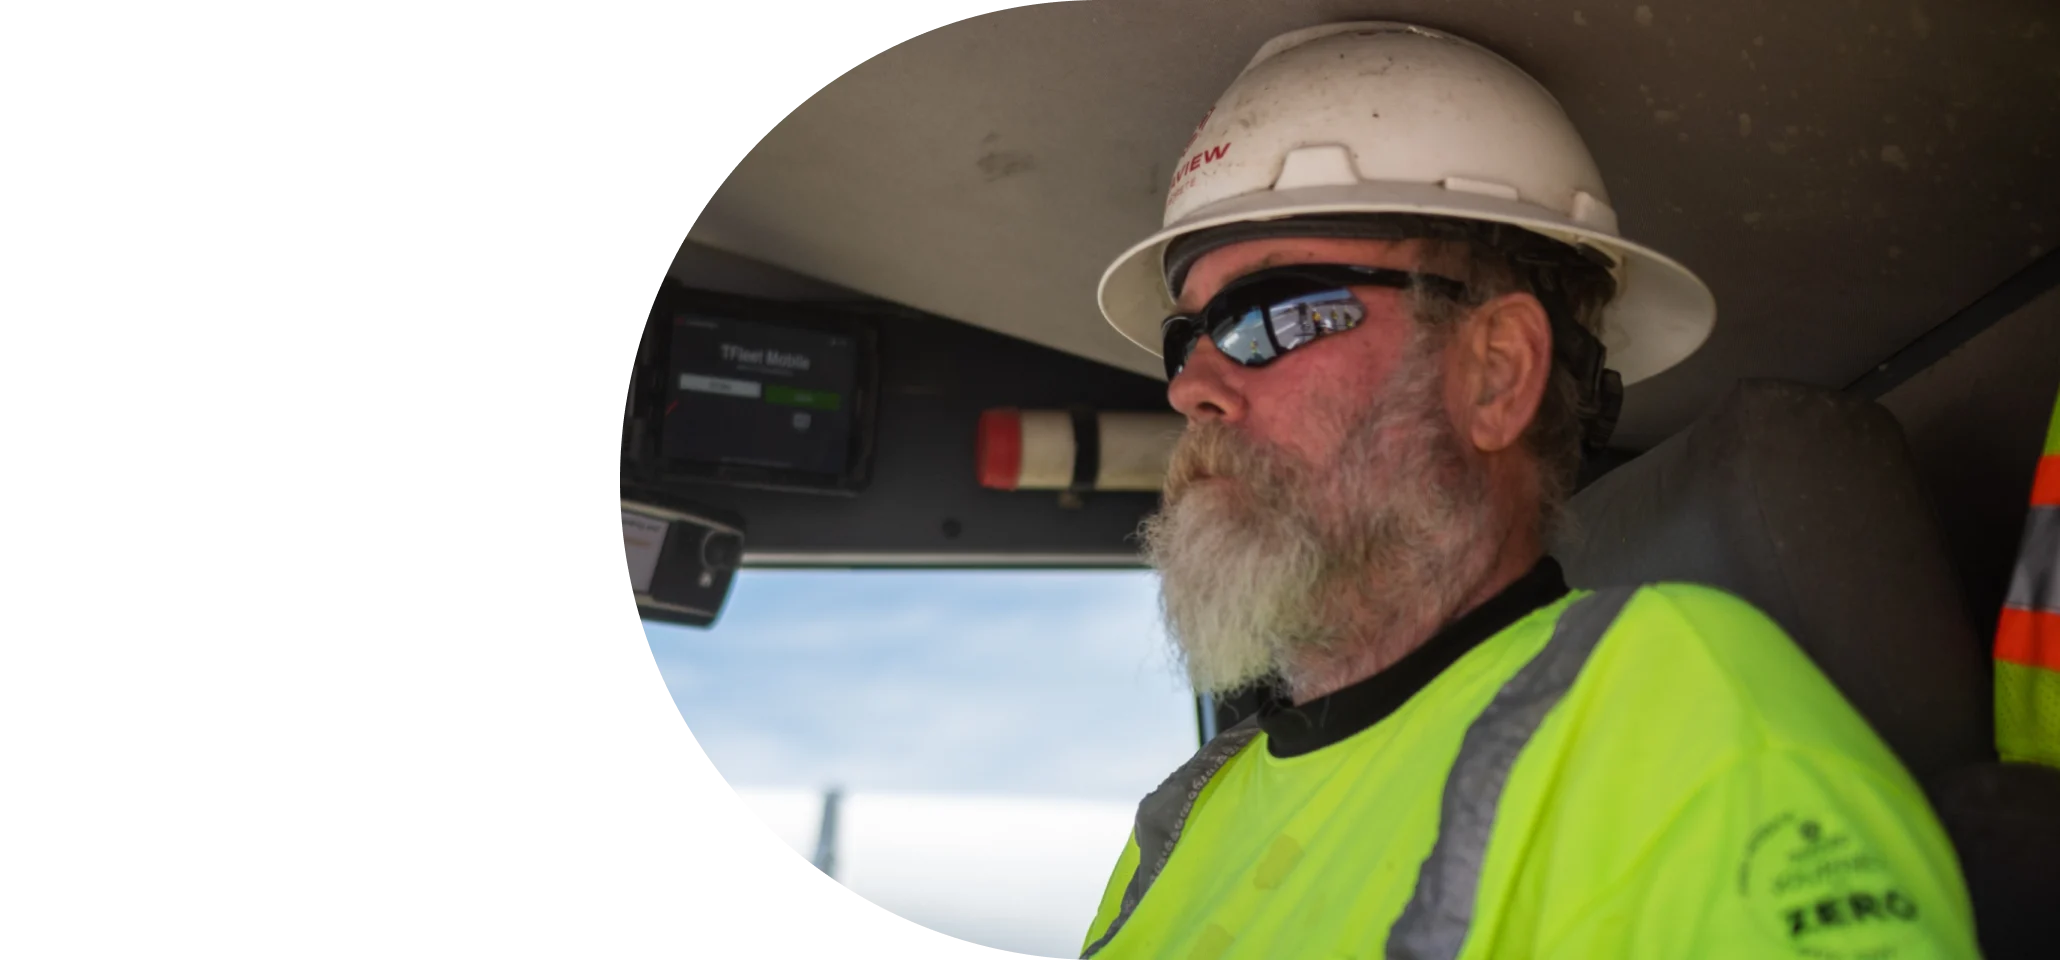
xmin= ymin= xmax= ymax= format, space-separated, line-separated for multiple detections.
xmin=1738 ymin=812 xmax=1923 ymax=958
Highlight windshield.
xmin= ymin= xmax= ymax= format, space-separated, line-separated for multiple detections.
xmin=644 ymin=568 xmax=1197 ymax=957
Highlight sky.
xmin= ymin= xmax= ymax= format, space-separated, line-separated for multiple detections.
xmin=642 ymin=569 xmax=1203 ymax=956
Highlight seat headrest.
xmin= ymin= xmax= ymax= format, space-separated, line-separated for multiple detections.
xmin=1555 ymin=379 xmax=1990 ymax=781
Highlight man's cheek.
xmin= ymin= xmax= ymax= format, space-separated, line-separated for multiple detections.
xmin=1290 ymin=387 xmax=1373 ymax=470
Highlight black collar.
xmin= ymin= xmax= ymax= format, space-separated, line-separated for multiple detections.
xmin=1256 ymin=557 xmax=1570 ymax=758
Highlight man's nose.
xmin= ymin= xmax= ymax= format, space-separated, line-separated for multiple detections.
xmin=1167 ymin=338 xmax=1250 ymax=424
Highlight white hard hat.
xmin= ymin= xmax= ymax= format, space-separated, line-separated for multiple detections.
xmin=1098 ymin=22 xmax=1715 ymax=386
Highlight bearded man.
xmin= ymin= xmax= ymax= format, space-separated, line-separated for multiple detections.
xmin=1078 ymin=23 xmax=1979 ymax=960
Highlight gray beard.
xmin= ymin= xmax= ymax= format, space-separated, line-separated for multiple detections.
xmin=1139 ymin=339 xmax=1496 ymax=697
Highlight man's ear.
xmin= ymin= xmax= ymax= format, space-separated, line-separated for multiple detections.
xmin=1453 ymin=292 xmax=1552 ymax=454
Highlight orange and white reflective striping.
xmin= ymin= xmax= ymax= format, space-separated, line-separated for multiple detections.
xmin=1996 ymin=385 xmax=2060 ymax=767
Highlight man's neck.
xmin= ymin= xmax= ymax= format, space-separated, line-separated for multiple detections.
xmin=1283 ymin=526 xmax=1543 ymax=705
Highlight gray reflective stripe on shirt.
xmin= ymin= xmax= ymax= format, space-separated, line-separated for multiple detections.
xmin=2007 ymin=505 xmax=2060 ymax=615
xmin=1081 ymin=715 xmax=1262 ymax=959
xmin=1385 ymin=586 xmax=1638 ymax=960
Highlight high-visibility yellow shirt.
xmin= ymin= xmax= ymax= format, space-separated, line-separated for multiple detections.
xmin=1995 ymin=383 xmax=2060 ymax=766
xmin=1083 ymin=568 xmax=1977 ymax=959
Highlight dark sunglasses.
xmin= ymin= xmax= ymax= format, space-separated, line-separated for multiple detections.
xmin=1160 ymin=264 xmax=1469 ymax=380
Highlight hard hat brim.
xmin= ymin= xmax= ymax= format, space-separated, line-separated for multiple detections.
xmin=1099 ymin=183 xmax=1715 ymax=386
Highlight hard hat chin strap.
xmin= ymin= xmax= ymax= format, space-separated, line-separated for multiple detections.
xmin=1163 ymin=214 xmax=1622 ymax=452
xmin=1544 ymin=292 xmax=1623 ymax=453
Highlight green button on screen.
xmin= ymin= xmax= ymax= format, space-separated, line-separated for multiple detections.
xmin=763 ymin=385 xmax=843 ymax=412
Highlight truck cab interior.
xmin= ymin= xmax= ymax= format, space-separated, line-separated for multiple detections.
xmin=621 ymin=3 xmax=2060 ymax=955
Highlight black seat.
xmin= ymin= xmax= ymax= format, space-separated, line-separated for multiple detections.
xmin=1556 ymin=379 xmax=2057 ymax=959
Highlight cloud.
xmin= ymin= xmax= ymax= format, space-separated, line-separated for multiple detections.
xmin=656 ymin=571 xmax=1200 ymax=956
xmin=733 ymin=787 xmax=1137 ymax=958
xmin=836 ymin=791 xmax=1136 ymax=957
xmin=644 ymin=570 xmax=1198 ymax=801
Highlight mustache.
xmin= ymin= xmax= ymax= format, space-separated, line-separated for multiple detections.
xmin=1162 ymin=421 xmax=1295 ymax=506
